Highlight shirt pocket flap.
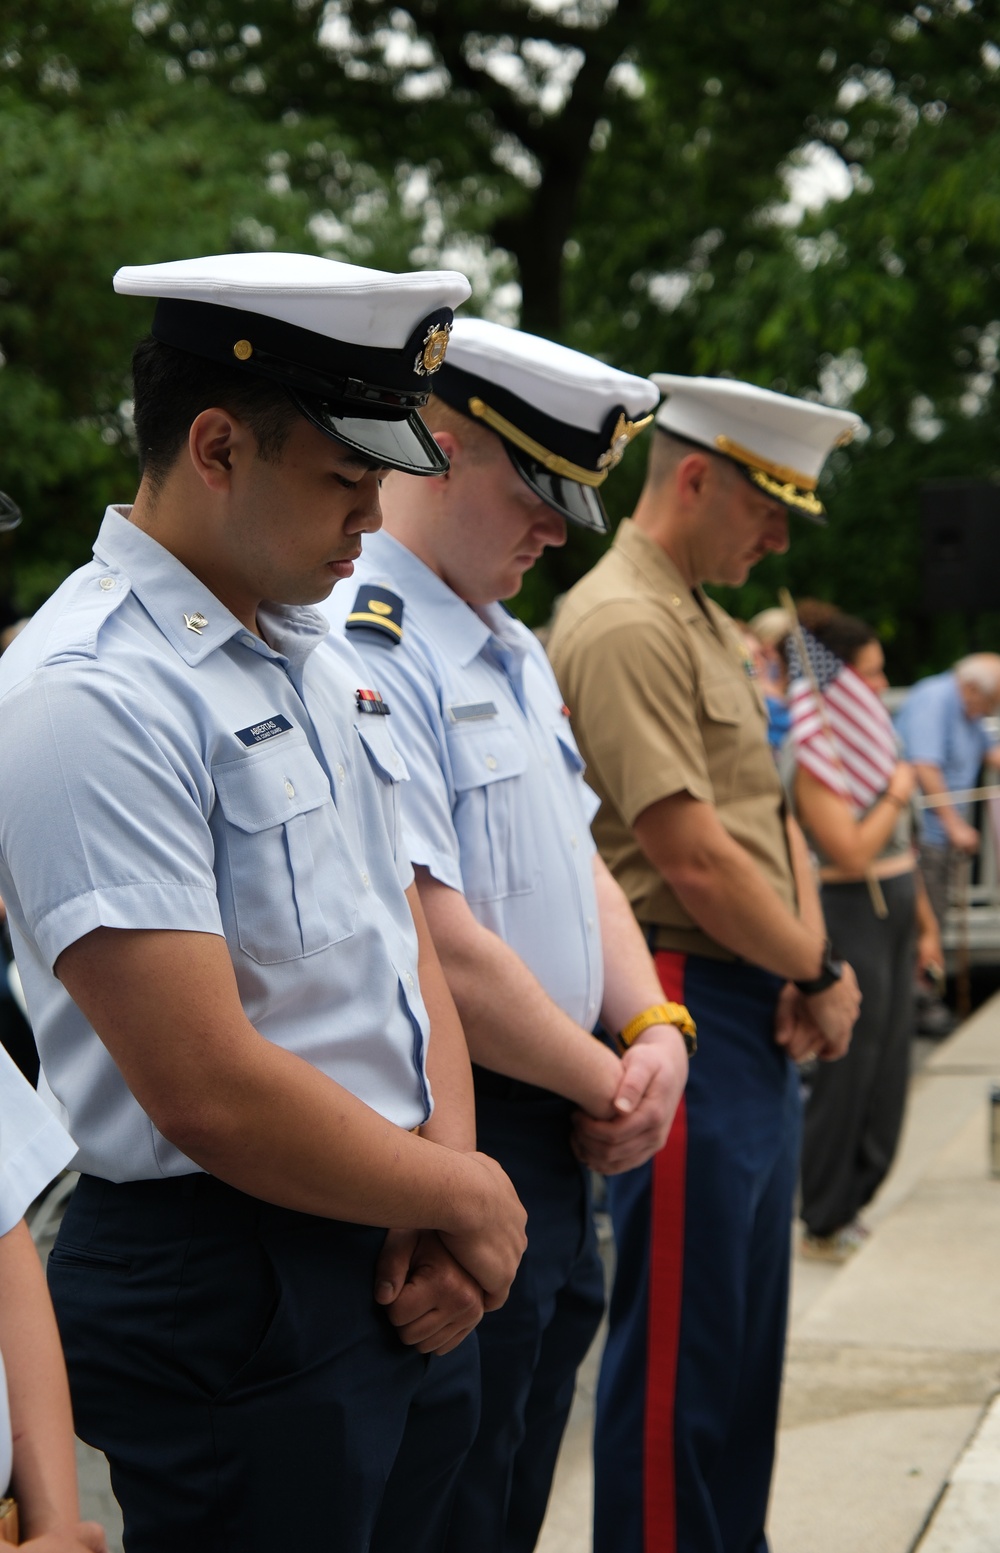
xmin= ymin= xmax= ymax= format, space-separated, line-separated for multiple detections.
xmin=354 ymin=720 xmax=409 ymax=784
xmin=448 ymin=724 xmax=528 ymax=792
xmin=701 ymin=677 xmax=742 ymax=726
xmin=553 ymin=722 xmax=586 ymax=773
xmin=214 ymin=743 xmax=332 ymax=833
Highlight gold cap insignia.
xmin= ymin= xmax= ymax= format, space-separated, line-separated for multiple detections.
xmin=414 ymin=322 xmax=452 ymax=377
xmin=183 ymin=611 xmax=210 ymax=635
xmin=597 ymin=412 xmax=654 ymax=472
xmin=233 ymin=339 xmax=253 ymax=362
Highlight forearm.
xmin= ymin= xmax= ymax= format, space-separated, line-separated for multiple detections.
xmin=594 ymin=856 xmax=689 ymax=1051
xmin=0 ymin=1222 xmax=79 ymax=1537
xmin=406 ymin=883 xmax=475 ymax=1152
xmin=914 ymin=870 xmax=940 ymax=939
xmin=414 ymin=869 xmax=621 ymax=1115
xmin=636 ymin=797 xmax=824 ymax=982
xmin=56 ymin=929 xmax=494 ymax=1241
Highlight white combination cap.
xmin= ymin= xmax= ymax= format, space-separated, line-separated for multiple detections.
xmin=114 ymin=252 xmax=472 ymax=476
xmin=651 ymin=373 xmax=863 ymax=523
xmin=433 ymin=317 xmax=659 ymax=532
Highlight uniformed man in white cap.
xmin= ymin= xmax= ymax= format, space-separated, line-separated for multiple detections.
xmin=548 ymin=377 xmax=864 ymax=1553
xmin=322 ymin=318 xmax=692 ymax=1553
xmin=0 ymin=252 xmax=529 ymax=1553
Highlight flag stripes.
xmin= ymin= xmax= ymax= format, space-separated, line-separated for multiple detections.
xmin=787 ymin=630 xmax=897 ymax=813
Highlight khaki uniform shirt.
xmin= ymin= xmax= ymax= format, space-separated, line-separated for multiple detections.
xmin=548 ymin=520 xmax=796 ymax=961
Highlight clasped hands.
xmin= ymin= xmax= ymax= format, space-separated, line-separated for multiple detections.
xmin=774 ymin=963 xmax=862 ymax=1064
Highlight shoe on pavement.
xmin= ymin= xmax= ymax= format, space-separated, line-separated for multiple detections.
xmin=799 ymin=1220 xmax=868 ymax=1264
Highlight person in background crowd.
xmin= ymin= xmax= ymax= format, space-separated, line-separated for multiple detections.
xmin=323 ymin=318 xmax=690 ymax=1553
xmin=0 ymin=1041 xmax=107 ymax=1552
xmin=895 ymin=653 xmax=1000 ymax=1036
xmin=0 ymin=252 xmax=528 ymax=1553
xmin=549 ymin=375 xmax=861 ymax=1553
xmin=784 ymin=602 xmax=942 ymax=1261
xmin=750 ymin=605 xmax=794 ymax=752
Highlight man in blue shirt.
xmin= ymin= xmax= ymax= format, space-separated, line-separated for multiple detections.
xmin=896 ymin=654 xmax=1000 ymax=935
xmin=324 ymin=318 xmax=692 ymax=1553
xmin=0 ymin=254 xmax=527 ymax=1553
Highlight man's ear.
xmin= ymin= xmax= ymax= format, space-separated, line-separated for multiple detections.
xmin=675 ymin=450 xmax=711 ymax=505
xmin=187 ymin=407 xmax=245 ymax=491
xmin=429 ymin=429 xmax=458 ymax=483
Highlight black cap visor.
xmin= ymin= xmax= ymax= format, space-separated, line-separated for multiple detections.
xmin=505 ymin=445 xmax=608 ymax=534
xmin=0 ymin=491 xmax=21 ymax=532
xmin=290 ymin=393 xmax=450 ymax=476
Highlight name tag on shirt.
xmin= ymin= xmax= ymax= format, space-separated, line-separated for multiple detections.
xmin=235 ymin=714 xmax=294 ymax=747
xmin=448 ymin=702 xmax=498 ymax=722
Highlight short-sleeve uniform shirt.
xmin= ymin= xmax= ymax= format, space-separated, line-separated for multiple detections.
xmin=0 ymin=509 xmax=432 ymax=1181
xmin=549 ymin=520 xmax=796 ymax=960
xmin=895 ymin=671 xmax=999 ymax=847
xmin=322 ymin=530 xmax=604 ymax=1029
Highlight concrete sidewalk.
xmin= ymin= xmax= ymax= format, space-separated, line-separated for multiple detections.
xmin=538 ymin=993 xmax=1000 ymax=1553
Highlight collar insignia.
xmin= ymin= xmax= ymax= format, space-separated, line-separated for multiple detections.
xmin=183 ymin=611 xmax=209 ymax=635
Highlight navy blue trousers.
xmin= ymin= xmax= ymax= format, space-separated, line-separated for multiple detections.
xmin=49 ymin=1173 xmax=479 ymax=1553
xmin=444 ymin=1070 xmax=605 ymax=1553
xmin=594 ymin=954 xmax=801 ymax=1553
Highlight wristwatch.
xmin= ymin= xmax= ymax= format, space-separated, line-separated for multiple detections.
xmin=793 ymin=940 xmax=844 ymax=997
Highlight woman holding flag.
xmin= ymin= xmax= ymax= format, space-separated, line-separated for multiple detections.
xmin=784 ymin=602 xmax=942 ymax=1260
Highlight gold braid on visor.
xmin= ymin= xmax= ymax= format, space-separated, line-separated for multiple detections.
xmin=715 ymin=434 xmax=826 ymax=517
xmin=467 ymin=397 xmax=608 ymax=488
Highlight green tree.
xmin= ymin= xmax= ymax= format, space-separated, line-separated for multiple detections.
xmin=138 ymin=0 xmax=915 ymax=334
xmin=0 ymin=0 xmax=325 ymax=607
xmin=688 ymin=1 xmax=1000 ymax=679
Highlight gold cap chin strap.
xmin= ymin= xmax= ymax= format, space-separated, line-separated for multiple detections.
xmin=748 ymin=470 xmax=826 ymax=517
xmin=467 ymin=398 xmax=653 ymax=489
xmin=714 ymin=434 xmax=827 ymax=516
xmin=714 ymin=434 xmax=816 ymax=491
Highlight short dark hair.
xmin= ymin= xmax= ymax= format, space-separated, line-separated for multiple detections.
xmin=130 ymin=336 xmax=302 ymax=490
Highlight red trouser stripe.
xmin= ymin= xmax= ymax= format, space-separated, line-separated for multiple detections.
xmin=643 ymin=951 xmax=688 ymax=1553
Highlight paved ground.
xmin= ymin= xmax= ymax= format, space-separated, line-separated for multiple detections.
xmin=65 ymin=996 xmax=1000 ymax=1552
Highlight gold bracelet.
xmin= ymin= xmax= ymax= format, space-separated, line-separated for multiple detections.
xmin=618 ymin=1001 xmax=697 ymax=1056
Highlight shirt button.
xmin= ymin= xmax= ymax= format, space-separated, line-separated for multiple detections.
xmin=98 ymin=576 xmax=116 ymax=591
xmin=485 ymin=754 xmax=498 ymax=771
xmin=570 ymin=834 xmax=579 ymax=848
xmin=336 ymin=764 xmax=346 ymax=781
xmin=241 ymin=635 xmax=255 ymax=648
xmin=587 ymin=916 xmax=594 ymax=929
xmin=361 ymin=871 xmax=371 ymax=889
xmin=405 ymin=972 xmax=415 ymax=991
xmin=284 ymin=780 xmax=296 ymax=798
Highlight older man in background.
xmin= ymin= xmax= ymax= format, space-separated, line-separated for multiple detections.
xmin=896 ymin=653 xmax=1000 ymax=1033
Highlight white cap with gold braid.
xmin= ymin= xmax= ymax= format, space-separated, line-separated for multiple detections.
xmin=650 ymin=373 xmax=863 ymax=523
xmin=434 ymin=317 xmax=659 ymax=533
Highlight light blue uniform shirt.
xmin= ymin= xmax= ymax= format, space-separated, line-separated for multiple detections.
xmin=322 ymin=530 xmax=604 ymax=1030
xmin=895 ymin=671 xmax=998 ymax=846
xmin=0 ymin=508 xmax=432 ymax=1181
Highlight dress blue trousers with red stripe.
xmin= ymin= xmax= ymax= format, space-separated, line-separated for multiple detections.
xmin=594 ymin=952 xmax=801 ymax=1553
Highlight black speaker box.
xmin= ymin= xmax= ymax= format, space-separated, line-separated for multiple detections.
xmin=921 ymin=480 xmax=1000 ymax=613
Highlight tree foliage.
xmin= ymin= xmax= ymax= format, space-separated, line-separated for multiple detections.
xmin=2 ymin=0 xmax=999 ymax=679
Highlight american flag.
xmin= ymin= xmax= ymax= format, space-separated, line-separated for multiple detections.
xmin=786 ymin=627 xmax=898 ymax=813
